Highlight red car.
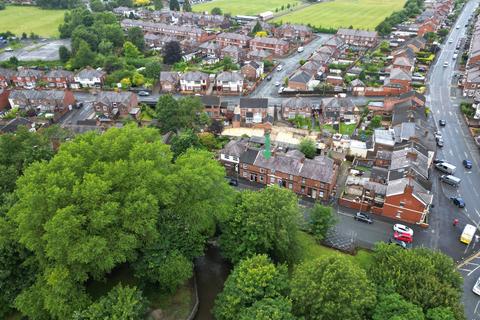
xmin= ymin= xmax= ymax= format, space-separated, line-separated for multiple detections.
xmin=394 ymin=231 xmax=413 ymax=243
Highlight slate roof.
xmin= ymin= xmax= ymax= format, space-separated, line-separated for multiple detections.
xmin=391 ymin=101 xmax=427 ymax=126
xmin=201 ymin=95 xmax=221 ymax=106
xmin=16 ymin=68 xmax=44 ymax=78
xmin=217 ymin=32 xmax=251 ymax=41
xmin=160 ymin=71 xmax=180 ymax=83
xmin=181 ymin=71 xmax=209 ymax=82
xmin=0 ymin=68 xmax=16 ymax=79
xmin=45 ymin=69 xmax=74 ymax=78
xmin=9 ymin=89 xmax=67 ymax=101
xmin=322 ymin=97 xmax=356 ymax=118
xmin=282 ymin=96 xmax=312 ymax=110
xmin=96 ymin=91 xmax=134 ymax=105
xmin=337 ymin=28 xmax=378 ymax=38
xmin=0 ymin=117 xmax=34 ymax=133
xmin=290 ymin=70 xmax=312 ymax=84
xmin=386 ymin=177 xmax=433 ymax=206
xmin=240 ymin=148 xmax=259 ymax=164
xmin=398 ymin=91 xmax=426 ymax=104
xmin=370 ymin=166 xmax=389 ymax=182
xmin=389 ymin=68 xmax=412 ymax=81
xmin=251 ymin=37 xmax=288 ymax=46
xmin=240 ymin=98 xmax=268 ymax=109
xmin=217 ymin=71 xmax=244 ymax=82
xmin=221 ymin=139 xmax=248 ymax=158
xmin=390 ymin=143 xmax=430 ymax=179
xmin=76 ymin=67 xmax=106 ymax=79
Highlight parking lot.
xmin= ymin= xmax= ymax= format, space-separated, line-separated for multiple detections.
xmin=0 ymin=39 xmax=71 ymax=61
xmin=459 ymin=254 xmax=480 ymax=320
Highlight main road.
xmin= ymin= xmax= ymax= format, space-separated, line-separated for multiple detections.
xmin=427 ymin=0 xmax=480 ymax=318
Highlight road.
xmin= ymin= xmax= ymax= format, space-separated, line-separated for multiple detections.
xmin=426 ymin=0 xmax=480 ymax=318
xmin=0 ymin=39 xmax=71 ymax=61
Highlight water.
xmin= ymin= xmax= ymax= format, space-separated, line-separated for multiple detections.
xmin=194 ymin=245 xmax=232 ymax=320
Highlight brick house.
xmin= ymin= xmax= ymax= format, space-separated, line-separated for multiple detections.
xmin=180 ymin=71 xmax=210 ymax=93
xmin=201 ymin=95 xmax=226 ymax=119
xmin=387 ymin=68 xmax=412 ymax=92
xmin=288 ymin=70 xmax=313 ymax=91
xmin=215 ymin=71 xmax=244 ymax=93
xmin=216 ymin=32 xmax=251 ymax=48
xmin=8 ymin=89 xmax=75 ymax=119
xmin=221 ymin=45 xmax=244 ymax=63
xmin=281 ymin=96 xmax=312 ymax=119
xmin=0 ymin=88 xmax=10 ymax=110
xmin=336 ymin=29 xmax=378 ymax=48
xmin=247 ymin=49 xmax=273 ymax=61
xmin=321 ymin=97 xmax=358 ymax=124
xmin=160 ymin=71 xmax=180 ymax=92
xmin=144 ymin=33 xmax=176 ymax=49
xmin=199 ymin=41 xmax=221 ymax=57
xmin=42 ymin=69 xmax=75 ymax=89
xmin=241 ymin=61 xmax=264 ymax=80
xmin=250 ymin=37 xmax=289 ymax=56
xmin=0 ymin=68 xmax=15 ymax=88
xmin=11 ymin=68 xmax=44 ymax=88
xmin=237 ymin=98 xmax=269 ymax=125
xmin=237 ymin=148 xmax=338 ymax=201
xmin=219 ymin=138 xmax=248 ymax=173
xmin=94 ymin=91 xmax=138 ymax=118
xmin=392 ymin=56 xmax=414 ymax=74
xmin=73 ymin=67 xmax=107 ymax=89
xmin=274 ymin=24 xmax=313 ymax=43
xmin=464 ymin=66 xmax=480 ymax=97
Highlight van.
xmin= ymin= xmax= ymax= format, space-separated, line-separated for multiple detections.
xmin=461 ymin=224 xmax=477 ymax=244
xmin=440 ymin=174 xmax=461 ymax=187
xmin=435 ymin=162 xmax=456 ymax=174
xmin=297 ymin=46 xmax=304 ymax=53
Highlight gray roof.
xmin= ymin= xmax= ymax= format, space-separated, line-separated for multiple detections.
xmin=45 ymin=69 xmax=74 ymax=78
xmin=364 ymin=181 xmax=387 ymax=195
xmin=370 ymin=166 xmax=389 ymax=182
xmin=160 ymin=71 xmax=180 ymax=82
xmin=248 ymin=49 xmax=271 ymax=58
xmin=282 ymin=96 xmax=312 ymax=109
xmin=240 ymin=98 xmax=268 ymax=109
xmin=337 ymin=28 xmax=378 ymax=38
xmin=0 ymin=68 xmax=16 ymax=79
xmin=16 ymin=68 xmax=44 ymax=78
xmin=391 ymin=101 xmax=427 ymax=126
xmin=252 ymin=37 xmax=288 ymax=46
xmin=181 ymin=71 xmax=209 ymax=81
xmin=386 ymin=177 xmax=433 ymax=206
xmin=217 ymin=71 xmax=244 ymax=82
xmin=240 ymin=148 xmax=259 ymax=164
xmin=389 ymin=145 xmax=429 ymax=179
xmin=9 ymin=89 xmax=67 ymax=101
xmin=218 ymin=32 xmax=251 ymax=41
xmin=221 ymin=139 xmax=247 ymax=158
xmin=389 ymin=68 xmax=412 ymax=81
xmin=96 ymin=91 xmax=134 ymax=105
xmin=76 ymin=67 xmax=106 ymax=79
xmin=0 ymin=117 xmax=34 ymax=133
xmin=290 ymin=70 xmax=312 ymax=84
xmin=222 ymin=45 xmax=242 ymax=53
xmin=201 ymin=95 xmax=221 ymax=106
xmin=322 ymin=97 xmax=355 ymax=117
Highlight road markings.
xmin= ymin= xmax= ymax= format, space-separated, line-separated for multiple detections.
xmin=449 ymin=149 xmax=454 ymax=156
xmin=475 ymin=300 xmax=480 ymax=315
xmin=465 ymin=151 xmax=469 ymax=158
xmin=476 ymin=209 xmax=480 ymax=220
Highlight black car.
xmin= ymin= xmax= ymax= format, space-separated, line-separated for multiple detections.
xmin=228 ymin=179 xmax=238 ymax=186
xmin=389 ymin=238 xmax=411 ymax=249
xmin=450 ymin=197 xmax=466 ymax=208
xmin=354 ymin=212 xmax=373 ymax=224
xmin=436 ymin=138 xmax=444 ymax=148
xmin=463 ymin=159 xmax=473 ymax=169
xmin=439 ymin=119 xmax=447 ymax=126
xmin=266 ymin=75 xmax=272 ymax=81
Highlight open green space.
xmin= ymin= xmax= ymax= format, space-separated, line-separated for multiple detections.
xmin=298 ymin=231 xmax=373 ymax=270
xmin=322 ymin=123 xmax=357 ymax=136
xmin=273 ymin=0 xmax=406 ymax=30
xmin=0 ymin=6 xmax=65 ymax=37
xmin=193 ymin=0 xmax=300 ymax=16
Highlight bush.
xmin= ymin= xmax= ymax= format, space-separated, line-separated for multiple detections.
xmin=460 ymin=102 xmax=475 ymax=118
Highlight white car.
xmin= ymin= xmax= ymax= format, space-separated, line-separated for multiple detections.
xmin=443 ymin=61 xmax=449 ymax=67
xmin=297 ymin=46 xmax=304 ymax=53
xmin=473 ymin=277 xmax=480 ymax=295
xmin=275 ymin=81 xmax=280 ymax=86
xmin=276 ymin=65 xmax=283 ymax=71
xmin=393 ymin=224 xmax=414 ymax=236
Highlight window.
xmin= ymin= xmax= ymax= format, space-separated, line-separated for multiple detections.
xmin=232 ymin=156 xmax=238 ymax=162
xmin=289 ymin=174 xmax=293 ymax=180
xmin=260 ymin=176 xmax=264 ymax=182
xmin=396 ymin=211 xmax=402 ymax=219
xmin=260 ymin=168 xmax=265 ymax=173
xmin=243 ymin=164 xmax=247 ymax=169
xmin=243 ymin=171 xmax=247 ymax=178
xmin=271 ymin=177 xmax=275 ymax=183
xmin=301 ymin=178 xmax=306 ymax=184
xmin=301 ymin=186 xmax=305 ymax=193
xmin=399 ymin=201 xmax=405 ymax=208
xmin=288 ymin=183 xmax=293 ymax=189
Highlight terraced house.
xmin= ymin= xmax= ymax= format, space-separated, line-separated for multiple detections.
xmin=336 ymin=29 xmax=378 ymax=48
xmin=8 ymin=89 xmax=75 ymax=119
xmin=250 ymin=37 xmax=290 ymax=56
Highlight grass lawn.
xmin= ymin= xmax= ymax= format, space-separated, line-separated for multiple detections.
xmin=321 ymin=123 xmax=357 ymax=136
xmin=298 ymin=231 xmax=373 ymax=270
xmin=273 ymin=0 xmax=406 ymax=30
xmin=0 ymin=6 xmax=65 ymax=38
xmin=193 ymin=0 xmax=300 ymax=16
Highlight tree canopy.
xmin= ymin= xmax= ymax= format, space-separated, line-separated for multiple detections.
xmin=373 ymin=293 xmax=425 ymax=320
xmin=299 ymin=138 xmax=316 ymax=159
xmin=155 ymin=95 xmax=206 ymax=133
xmin=291 ymin=255 xmax=376 ymax=320
xmin=7 ymin=125 xmax=233 ymax=319
xmin=162 ymin=41 xmax=182 ymax=65
xmin=219 ymin=186 xmax=301 ymax=265
xmin=214 ymin=254 xmax=292 ymax=320
xmin=307 ymin=204 xmax=336 ymax=242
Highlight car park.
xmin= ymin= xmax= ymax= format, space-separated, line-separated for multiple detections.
xmin=394 ymin=231 xmax=413 ymax=243
xmin=463 ymin=159 xmax=472 ymax=169
xmin=473 ymin=277 xmax=480 ymax=295
xmin=354 ymin=212 xmax=373 ymax=224
xmin=439 ymin=119 xmax=446 ymax=126
xmin=393 ymin=224 xmax=414 ymax=236
xmin=450 ymin=197 xmax=465 ymax=208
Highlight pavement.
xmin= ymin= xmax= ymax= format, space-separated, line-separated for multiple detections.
xmin=0 ymin=39 xmax=71 ymax=62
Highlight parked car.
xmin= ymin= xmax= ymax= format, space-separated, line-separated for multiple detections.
xmin=393 ymin=224 xmax=414 ymax=236
xmin=393 ymin=231 xmax=413 ymax=243
xmin=266 ymin=75 xmax=272 ymax=81
xmin=389 ymin=238 xmax=411 ymax=249
xmin=297 ymin=46 xmax=304 ymax=53
xmin=439 ymin=119 xmax=447 ymax=126
xmin=450 ymin=197 xmax=466 ymax=208
xmin=436 ymin=138 xmax=444 ymax=148
xmin=276 ymin=65 xmax=283 ymax=71
xmin=138 ymin=91 xmax=150 ymax=96
xmin=473 ymin=277 xmax=480 ymax=295
xmin=4 ymin=47 xmax=13 ymax=52
xmin=463 ymin=159 xmax=473 ymax=169
xmin=275 ymin=81 xmax=280 ymax=87
xmin=434 ymin=131 xmax=442 ymax=140
xmin=354 ymin=212 xmax=373 ymax=224
xmin=443 ymin=61 xmax=449 ymax=67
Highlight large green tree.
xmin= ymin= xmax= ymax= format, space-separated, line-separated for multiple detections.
xmin=169 ymin=0 xmax=180 ymax=10
xmin=307 ymin=204 xmax=336 ymax=242
xmin=214 ymin=255 xmax=292 ymax=320
xmin=369 ymin=243 xmax=464 ymax=319
xmin=299 ymin=138 xmax=316 ymax=159
xmin=373 ymin=293 xmax=424 ymax=320
xmin=155 ymin=95 xmax=205 ymax=133
xmin=72 ymin=40 xmax=96 ymax=69
xmin=219 ymin=186 xmax=301 ymax=265
xmin=290 ymin=255 xmax=376 ymax=320
xmin=8 ymin=126 xmax=233 ymax=319
xmin=239 ymin=297 xmax=296 ymax=320
xmin=127 ymin=27 xmax=145 ymax=52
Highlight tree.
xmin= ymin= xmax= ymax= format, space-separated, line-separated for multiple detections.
xmin=198 ymin=132 xmax=217 ymax=150
xmin=90 ymin=0 xmax=105 ymax=12
xmin=426 ymin=307 xmax=456 ymax=320
xmin=211 ymin=7 xmax=222 ymax=15
xmin=372 ymin=293 xmax=425 ymax=320
xmin=370 ymin=115 xmax=382 ymax=129
xmin=369 ymin=243 xmax=464 ymax=320
xmin=74 ymin=285 xmax=148 ymax=319
xmin=162 ymin=40 xmax=182 ymax=65
xmin=155 ymin=95 xmax=204 ymax=133
xmin=127 ymin=27 xmax=145 ymax=51
xmin=72 ymin=40 xmax=95 ymax=69
xmin=239 ymin=297 xmax=296 ymax=320
xmin=59 ymin=45 xmax=71 ymax=63
xmin=98 ymin=39 xmax=114 ymax=55
xmin=0 ymin=1 xmax=5 ymax=10
xmin=214 ymin=255 xmax=291 ymax=320
xmin=307 ymin=204 xmax=336 ymax=242
xmin=291 ymin=255 xmax=376 ymax=320
xmin=169 ymin=0 xmax=180 ymax=11
xmin=170 ymin=130 xmax=201 ymax=159
xmin=8 ymin=56 xmax=18 ymax=67
xmin=252 ymin=21 xmax=262 ymax=34
xmin=120 ymin=77 xmax=132 ymax=89
xmin=299 ymin=138 xmax=316 ymax=159
xmin=123 ymin=41 xmax=141 ymax=59
xmin=208 ymin=119 xmax=224 ymax=135
xmin=219 ymin=186 xmax=301 ymax=265
xmin=21 ymin=32 xmax=27 ymax=39
xmin=182 ymin=0 xmax=191 ymax=12
xmin=153 ymin=0 xmax=163 ymax=9
xmin=132 ymin=72 xmax=145 ymax=87
xmin=142 ymin=60 xmax=162 ymax=79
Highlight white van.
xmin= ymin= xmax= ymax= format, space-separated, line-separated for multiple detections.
xmin=435 ymin=162 xmax=456 ymax=174
xmin=440 ymin=174 xmax=461 ymax=187
xmin=297 ymin=46 xmax=304 ymax=53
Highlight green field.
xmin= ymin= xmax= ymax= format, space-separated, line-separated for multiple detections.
xmin=274 ymin=0 xmax=405 ymax=30
xmin=193 ymin=0 xmax=300 ymax=16
xmin=0 ymin=6 xmax=65 ymax=37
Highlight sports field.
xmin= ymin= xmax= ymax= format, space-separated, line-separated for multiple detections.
xmin=273 ymin=0 xmax=406 ymax=30
xmin=193 ymin=0 xmax=300 ymax=16
xmin=0 ymin=6 xmax=65 ymax=38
